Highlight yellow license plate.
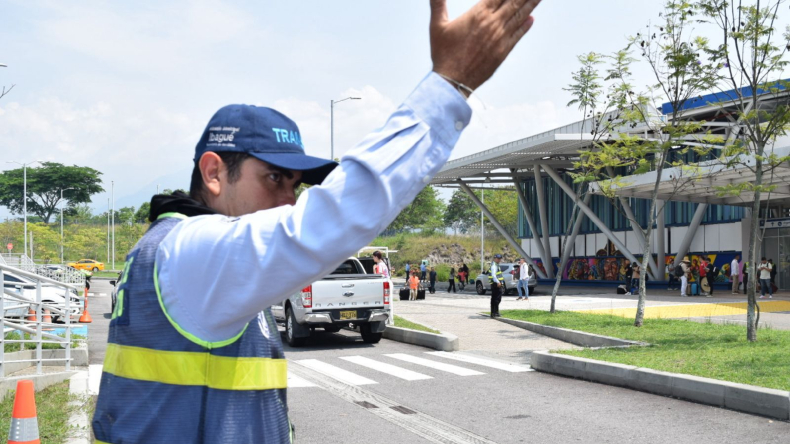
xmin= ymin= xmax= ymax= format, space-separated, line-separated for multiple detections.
xmin=339 ymin=310 xmax=357 ymax=320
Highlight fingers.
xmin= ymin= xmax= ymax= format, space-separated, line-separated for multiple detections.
xmin=506 ymin=15 xmax=535 ymax=48
xmin=503 ymin=0 xmax=541 ymax=33
xmin=429 ymin=0 xmax=449 ymax=28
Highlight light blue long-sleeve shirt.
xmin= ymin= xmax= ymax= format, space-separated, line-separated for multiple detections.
xmin=155 ymin=72 xmax=472 ymax=342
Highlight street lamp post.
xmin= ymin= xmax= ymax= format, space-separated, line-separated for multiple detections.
xmin=111 ymin=181 xmax=115 ymax=270
xmin=330 ymin=97 xmax=361 ymax=160
xmin=59 ymin=187 xmax=75 ymax=264
xmin=7 ymin=160 xmax=42 ymax=259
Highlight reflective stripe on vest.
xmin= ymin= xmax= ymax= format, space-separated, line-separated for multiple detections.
xmin=488 ymin=263 xmax=504 ymax=284
xmin=103 ymin=343 xmax=287 ymax=391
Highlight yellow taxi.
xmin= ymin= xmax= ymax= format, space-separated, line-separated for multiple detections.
xmin=67 ymin=259 xmax=105 ymax=272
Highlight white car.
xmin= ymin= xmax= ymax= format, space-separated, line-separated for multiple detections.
xmin=2 ymin=271 xmax=83 ymax=321
xmin=474 ymin=263 xmax=537 ymax=295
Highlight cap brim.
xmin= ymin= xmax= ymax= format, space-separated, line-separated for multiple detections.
xmin=250 ymin=152 xmax=338 ymax=185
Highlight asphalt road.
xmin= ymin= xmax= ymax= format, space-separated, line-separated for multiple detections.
xmin=284 ymin=329 xmax=790 ymax=444
xmin=87 ymin=279 xmax=114 ymax=364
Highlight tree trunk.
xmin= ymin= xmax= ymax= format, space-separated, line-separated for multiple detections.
xmin=634 ymin=153 xmax=667 ymax=327
xmin=746 ymin=156 xmax=763 ymax=342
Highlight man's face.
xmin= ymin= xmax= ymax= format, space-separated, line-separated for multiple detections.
xmin=214 ymin=157 xmax=303 ymax=216
xmin=495 ymin=257 xmax=501 ymax=263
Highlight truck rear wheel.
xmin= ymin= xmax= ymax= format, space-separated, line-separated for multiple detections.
xmin=286 ymin=307 xmax=307 ymax=347
xmin=360 ymin=324 xmax=382 ymax=344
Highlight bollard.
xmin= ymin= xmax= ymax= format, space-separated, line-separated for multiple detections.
xmin=79 ymin=287 xmax=92 ymax=324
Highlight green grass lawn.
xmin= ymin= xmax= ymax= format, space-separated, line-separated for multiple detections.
xmin=500 ymin=309 xmax=790 ymax=391
xmin=0 ymin=381 xmax=80 ymax=444
xmin=393 ymin=315 xmax=440 ymax=334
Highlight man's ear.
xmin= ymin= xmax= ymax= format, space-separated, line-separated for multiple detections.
xmin=199 ymin=152 xmax=224 ymax=197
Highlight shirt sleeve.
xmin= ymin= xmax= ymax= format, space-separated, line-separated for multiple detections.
xmin=156 ymin=72 xmax=472 ymax=343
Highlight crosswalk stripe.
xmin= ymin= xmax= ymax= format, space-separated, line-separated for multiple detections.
xmin=287 ymin=371 xmax=316 ymax=388
xmin=340 ymin=356 xmax=433 ymax=381
xmin=384 ymin=353 xmax=484 ymax=376
xmin=295 ymin=359 xmax=378 ymax=386
xmin=425 ymin=352 xmax=532 ymax=373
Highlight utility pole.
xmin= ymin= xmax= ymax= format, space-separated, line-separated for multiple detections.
xmin=6 ymin=161 xmax=41 ymax=259
xmin=107 ymin=198 xmax=110 ymax=264
xmin=480 ymin=189 xmax=485 ymax=273
xmin=111 ymin=181 xmax=115 ymax=270
xmin=330 ymin=96 xmax=361 ymax=160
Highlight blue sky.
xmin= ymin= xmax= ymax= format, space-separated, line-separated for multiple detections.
xmin=1 ymin=1 xmax=680 ymax=214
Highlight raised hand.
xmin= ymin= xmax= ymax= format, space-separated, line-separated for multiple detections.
xmin=430 ymin=0 xmax=542 ymax=92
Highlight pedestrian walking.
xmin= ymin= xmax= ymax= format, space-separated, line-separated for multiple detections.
xmin=421 ymin=262 xmax=427 ymax=282
xmin=489 ymin=254 xmax=505 ymax=318
xmin=629 ymin=263 xmax=640 ymax=296
xmin=516 ymin=258 xmax=530 ymax=301
xmin=405 ymin=262 xmax=410 ymax=278
xmin=448 ymin=267 xmax=457 ymax=293
xmin=624 ymin=261 xmax=633 ymax=290
xmin=699 ymin=257 xmax=709 ymax=296
xmin=680 ymin=257 xmax=691 ymax=297
xmin=705 ymin=257 xmax=717 ymax=297
xmin=409 ymin=272 xmax=420 ymax=301
xmin=759 ymin=257 xmax=773 ymax=299
xmin=744 ymin=260 xmax=750 ymax=294
xmin=769 ymin=259 xmax=777 ymax=286
xmin=666 ymin=262 xmax=677 ymax=291
xmin=731 ymin=255 xmax=740 ymax=294
xmin=429 ymin=267 xmax=437 ymax=294
xmin=460 ymin=263 xmax=469 ymax=290
xmin=372 ymin=251 xmax=390 ymax=279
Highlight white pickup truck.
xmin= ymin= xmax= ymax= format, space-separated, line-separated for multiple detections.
xmin=272 ymin=257 xmax=391 ymax=347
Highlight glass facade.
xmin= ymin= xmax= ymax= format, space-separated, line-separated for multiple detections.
xmin=518 ymin=171 xmax=746 ymax=239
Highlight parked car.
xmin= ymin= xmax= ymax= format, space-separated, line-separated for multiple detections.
xmin=272 ymin=257 xmax=390 ymax=347
xmin=1 ymin=270 xmax=83 ymax=321
xmin=67 ymin=259 xmax=105 ymax=272
xmin=474 ymin=263 xmax=537 ymax=295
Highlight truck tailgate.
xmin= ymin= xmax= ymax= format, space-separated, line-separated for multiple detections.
xmin=310 ymin=275 xmax=386 ymax=310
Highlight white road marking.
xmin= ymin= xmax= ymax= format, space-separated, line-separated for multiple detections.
xmin=340 ymin=356 xmax=433 ymax=381
xmin=425 ymin=351 xmax=532 ymax=373
xmin=287 ymin=371 xmax=317 ymax=388
xmin=295 ymin=359 xmax=378 ymax=386
xmin=384 ymin=353 xmax=484 ymax=376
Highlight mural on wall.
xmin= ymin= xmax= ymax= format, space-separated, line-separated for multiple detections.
xmin=555 ymin=252 xmax=743 ymax=282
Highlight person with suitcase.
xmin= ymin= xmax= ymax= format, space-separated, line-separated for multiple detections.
xmin=409 ymin=272 xmax=420 ymax=301
xmin=705 ymin=257 xmax=718 ymax=297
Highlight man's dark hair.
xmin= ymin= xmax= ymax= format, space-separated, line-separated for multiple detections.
xmin=189 ymin=152 xmax=251 ymax=203
xmin=762 ymin=257 xmax=767 ymax=261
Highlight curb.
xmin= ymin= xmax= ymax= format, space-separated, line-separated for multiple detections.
xmin=65 ymin=370 xmax=91 ymax=444
xmin=531 ymin=351 xmax=790 ymax=421
xmin=494 ymin=316 xmax=644 ymax=348
xmin=383 ymin=326 xmax=459 ymax=351
xmin=4 ymin=348 xmax=90 ymax=374
xmin=0 ymin=371 xmax=77 ymax=401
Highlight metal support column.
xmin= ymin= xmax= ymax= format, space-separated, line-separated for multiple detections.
xmin=672 ymin=204 xmax=708 ymax=267
xmin=559 ymin=190 xmax=592 ymax=271
xmin=511 ymin=170 xmax=549 ymax=273
xmin=459 ymin=181 xmax=547 ymax=279
xmin=541 ymin=165 xmax=641 ymax=266
xmin=532 ymin=167 xmax=555 ymax=278
xmin=606 ymin=167 xmax=659 ymax=279
xmin=656 ymin=200 xmax=666 ymax=280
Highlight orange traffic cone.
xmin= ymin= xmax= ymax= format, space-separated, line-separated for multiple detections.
xmin=25 ymin=309 xmax=36 ymax=323
xmin=79 ymin=287 xmax=92 ymax=324
xmin=41 ymin=309 xmax=52 ymax=324
xmin=7 ymin=380 xmax=40 ymax=444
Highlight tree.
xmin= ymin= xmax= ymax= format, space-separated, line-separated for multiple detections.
xmin=578 ymin=0 xmax=719 ymax=326
xmin=0 ymin=162 xmax=104 ymax=223
xmin=134 ymin=202 xmax=151 ymax=223
xmin=444 ymin=190 xmax=478 ymax=234
xmin=388 ymin=186 xmax=445 ymax=232
xmin=698 ymin=0 xmax=790 ymax=341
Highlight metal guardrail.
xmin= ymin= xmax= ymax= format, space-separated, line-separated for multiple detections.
xmin=0 ymin=254 xmax=85 ymax=285
xmin=0 ymin=263 xmax=85 ymax=378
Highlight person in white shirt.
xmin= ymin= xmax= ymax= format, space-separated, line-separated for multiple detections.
xmin=372 ymin=250 xmax=390 ymax=279
xmin=758 ymin=257 xmax=773 ymax=299
xmin=731 ymin=255 xmax=740 ymax=294
xmin=516 ymin=258 xmax=530 ymax=300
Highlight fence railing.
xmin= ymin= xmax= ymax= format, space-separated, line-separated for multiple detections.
xmin=0 ymin=264 xmax=84 ymax=378
xmin=0 ymin=254 xmax=85 ymax=285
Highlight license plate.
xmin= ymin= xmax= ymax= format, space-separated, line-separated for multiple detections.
xmin=339 ymin=310 xmax=357 ymax=320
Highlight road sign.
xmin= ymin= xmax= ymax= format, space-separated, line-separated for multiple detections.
xmin=6 ymin=243 xmax=12 ymax=252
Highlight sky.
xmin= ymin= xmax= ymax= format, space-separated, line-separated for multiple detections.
xmin=0 ymin=0 xmax=696 ymax=216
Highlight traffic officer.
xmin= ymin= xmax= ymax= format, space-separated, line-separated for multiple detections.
xmin=91 ymin=0 xmax=545 ymax=442
xmin=490 ymin=254 xmax=505 ymax=318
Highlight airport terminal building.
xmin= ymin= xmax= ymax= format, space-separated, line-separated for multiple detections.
xmin=432 ymin=86 xmax=790 ymax=290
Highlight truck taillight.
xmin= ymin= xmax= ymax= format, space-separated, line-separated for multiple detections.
xmin=383 ymin=281 xmax=390 ymax=305
xmin=301 ymin=285 xmax=312 ymax=308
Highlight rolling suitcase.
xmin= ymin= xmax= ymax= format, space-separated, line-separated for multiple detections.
xmin=691 ymin=283 xmax=699 ymax=296
xmin=417 ymin=289 xmax=426 ymax=300
xmin=399 ymin=288 xmax=410 ymax=301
